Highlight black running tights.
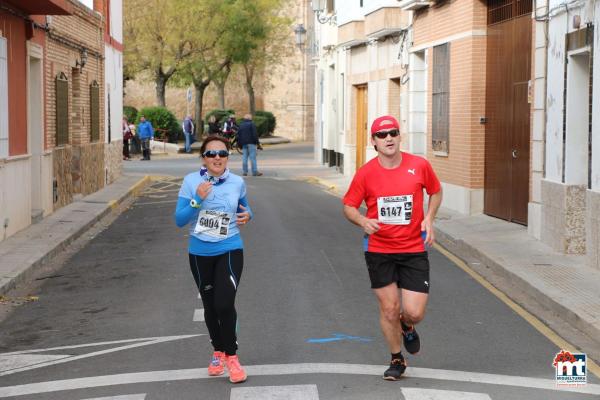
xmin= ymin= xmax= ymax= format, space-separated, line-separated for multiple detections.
xmin=188 ymin=250 xmax=243 ymax=356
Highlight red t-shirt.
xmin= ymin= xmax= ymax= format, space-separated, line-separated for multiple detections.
xmin=343 ymin=152 xmax=441 ymax=253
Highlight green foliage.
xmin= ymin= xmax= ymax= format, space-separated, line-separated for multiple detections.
xmin=137 ymin=106 xmax=181 ymax=141
xmin=255 ymin=110 xmax=276 ymax=135
xmin=253 ymin=115 xmax=269 ymax=138
xmin=123 ymin=106 xmax=138 ymax=123
xmin=205 ymin=109 xmax=235 ymax=125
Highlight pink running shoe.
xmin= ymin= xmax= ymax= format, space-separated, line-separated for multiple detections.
xmin=226 ymin=355 xmax=247 ymax=383
xmin=207 ymin=351 xmax=226 ymax=376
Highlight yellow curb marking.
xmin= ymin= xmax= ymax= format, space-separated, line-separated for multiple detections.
xmin=434 ymin=243 xmax=600 ymax=379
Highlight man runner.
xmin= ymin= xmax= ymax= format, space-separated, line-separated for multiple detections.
xmin=342 ymin=115 xmax=442 ymax=380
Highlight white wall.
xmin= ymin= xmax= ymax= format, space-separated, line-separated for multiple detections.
xmin=544 ymin=11 xmax=567 ymax=182
xmin=110 ymin=0 xmax=123 ymax=43
xmin=105 ymin=0 xmax=123 ymax=142
xmin=105 ymin=47 xmax=123 ymax=142
xmin=593 ymin=0 xmax=600 ymax=190
xmin=336 ymin=0 xmax=400 ymax=25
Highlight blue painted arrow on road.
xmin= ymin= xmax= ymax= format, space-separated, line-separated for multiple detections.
xmin=306 ymin=333 xmax=372 ymax=344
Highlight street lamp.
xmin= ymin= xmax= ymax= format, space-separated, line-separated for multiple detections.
xmin=75 ymin=48 xmax=88 ymax=71
xmin=294 ymin=24 xmax=307 ymax=51
xmin=312 ymin=0 xmax=336 ymax=25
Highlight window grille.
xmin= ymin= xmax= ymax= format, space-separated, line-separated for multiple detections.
xmin=432 ymin=43 xmax=450 ymax=154
xmin=55 ymin=72 xmax=69 ymax=146
xmin=90 ymin=81 xmax=100 ymax=142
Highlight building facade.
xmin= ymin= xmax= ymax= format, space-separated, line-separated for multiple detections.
xmin=98 ymin=0 xmax=124 ymax=184
xmin=0 ymin=0 xmax=122 ymax=244
xmin=312 ymin=0 xmax=598 ymax=269
xmin=0 ymin=0 xmax=72 ymax=241
xmin=263 ymin=0 xmax=315 ymax=142
xmin=534 ymin=0 xmax=600 ymax=269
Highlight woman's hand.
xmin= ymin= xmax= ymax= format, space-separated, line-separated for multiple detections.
xmin=196 ymin=182 xmax=212 ymax=200
xmin=236 ymin=205 xmax=251 ymax=226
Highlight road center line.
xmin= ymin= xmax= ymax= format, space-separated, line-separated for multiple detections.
xmin=81 ymin=394 xmax=146 ymax=400
xmin=402 ymin=388 xmax=492 ymax=400
xmin=230 ymin=384 xmax=319 ymax=400
xmin=0 ymin=363 xmax=598 ymax=397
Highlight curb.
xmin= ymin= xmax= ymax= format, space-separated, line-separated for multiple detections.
xmin=0 ymin=176 xmax=153 ymax=297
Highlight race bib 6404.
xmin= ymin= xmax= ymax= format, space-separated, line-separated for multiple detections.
xmin=377 ymin=195 xmax=413 ymax=225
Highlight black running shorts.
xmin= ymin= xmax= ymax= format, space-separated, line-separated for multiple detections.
xmin=364 ymin=251 xmax=430 ymax=293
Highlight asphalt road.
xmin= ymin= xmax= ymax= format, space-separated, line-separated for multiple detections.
xmin=0 ymin=150 xmax=598 ymax=399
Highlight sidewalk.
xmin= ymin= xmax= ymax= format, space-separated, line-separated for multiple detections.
xmin=300 ymin=165 xmax=600 ymax=360
xmin=0 ymin=175 xmax=151 ymax=297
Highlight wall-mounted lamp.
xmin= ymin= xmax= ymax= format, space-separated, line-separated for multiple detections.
xmin=294 ymin=24 xmax=307 ymax=51
xmin=312 ymin=0 xmax=336 ymax=25
xmin=75 ymin=48 xmax=88 ymax=71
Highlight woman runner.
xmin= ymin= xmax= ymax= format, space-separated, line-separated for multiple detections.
xmin=174 ymin=135 xmax=252 ymax=383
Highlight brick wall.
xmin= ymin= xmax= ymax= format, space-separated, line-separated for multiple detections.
xmin=415 ymin=0 xmax=487 ymax=190
xmin=46 ymin=0 xmax=106 ymax=205
xmin=46 ymin=0 xmax=105 ymax=149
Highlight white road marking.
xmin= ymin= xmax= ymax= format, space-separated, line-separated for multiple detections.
xmin=0 ymin=335 xmax=202 ymax=377
xmin=193 ymin=309 xmax=205 ymax=322
xmin=402 ymin=388 xmax=492 ymax=400
xmin=1 ymin=363 xmax=599 ymax=397
xmin=230 ymin=384 xmax=319 ymax=400
xmin=0 ymin=355 xmax=70 ymax=372
xmin=81 ymin=394 xmax=146 ymax=400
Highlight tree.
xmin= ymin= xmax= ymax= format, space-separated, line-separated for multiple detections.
xmin=213 ymin=64 xmax=232 ymax=109
xmin=169 ymin=0 xmax=235 ymax=133
xmin=124 ymin=0 xmax=198 ymax=106
xmin=229 ymin=0 xmax=291 ymax=115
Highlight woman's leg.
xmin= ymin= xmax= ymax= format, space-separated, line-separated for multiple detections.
xmin=188 ymin=253 xmax=223 ymax=351
xmin=213 ymin=250 xmax=244 ymax=355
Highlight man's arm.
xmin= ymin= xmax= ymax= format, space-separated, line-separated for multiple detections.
xmin=421 ymin=188 xmax=443 ymax=245
xmin=343 ymin=204 xmax=380 ymax=235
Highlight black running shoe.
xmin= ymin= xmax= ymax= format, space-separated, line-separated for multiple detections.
xmin=383 ymin=354 xmax=407 ymax=381
xmin=402 ymin=322 xmax=420 ymax=354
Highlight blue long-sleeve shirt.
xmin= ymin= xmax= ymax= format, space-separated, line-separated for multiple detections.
xmin=174 ymin=169 xmax=252 ymax=256
xmin=138 ymin=121 xmax=154 ymax=139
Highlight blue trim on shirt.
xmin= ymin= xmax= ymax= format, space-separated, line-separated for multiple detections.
xmin=363 ymin=235 xmax=369 ymax=252
xmin=189 ymin=234 xmax=243 ymax=256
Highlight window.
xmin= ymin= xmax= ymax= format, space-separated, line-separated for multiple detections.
xmin=55 ymin=73 xmax=69 ymax=146
xmin=432 ymin=43 xmax=450 ymax=154
xmin=360 ymin=0 xmax=363 ymax=7
xmin=90 ymin=81 xmax=100 ymax=141
xmin=327 ymin=0 xmax=335 ymax=13
xmin=0 ymin=37 xmax=8 ymax=158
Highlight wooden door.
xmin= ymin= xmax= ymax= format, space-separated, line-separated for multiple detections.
xmin=484 ymin=0 xmax=532 ymax=224
xmin=355 ymin=85 xmax=368 ymax=170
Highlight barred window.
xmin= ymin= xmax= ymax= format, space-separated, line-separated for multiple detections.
xmin=90 ymin=81 xmax=100 ymax=142
xmin=55 ymin=72 xmax=69 ymax=146
xmin=432 ymin=43 xmax=450 ymax=154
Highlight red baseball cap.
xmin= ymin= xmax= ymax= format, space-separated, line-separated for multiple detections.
xmin=370 ymin=115 xmax=400 ymax=135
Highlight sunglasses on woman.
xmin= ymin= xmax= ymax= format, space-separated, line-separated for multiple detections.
xmin=202 ymin=150 xmax=230 ymax=158
xmin=372 ymin=129 xmax=400 ymax=139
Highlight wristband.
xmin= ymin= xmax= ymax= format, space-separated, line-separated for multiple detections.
xmin=190 ymin=199 xmax=201 ymax=209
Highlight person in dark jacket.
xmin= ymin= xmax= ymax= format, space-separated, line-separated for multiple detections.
xmin=236 ymin=114 xmax=262 ymax=176
xmin=208 ymin=115 xmax=221 ymax=136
